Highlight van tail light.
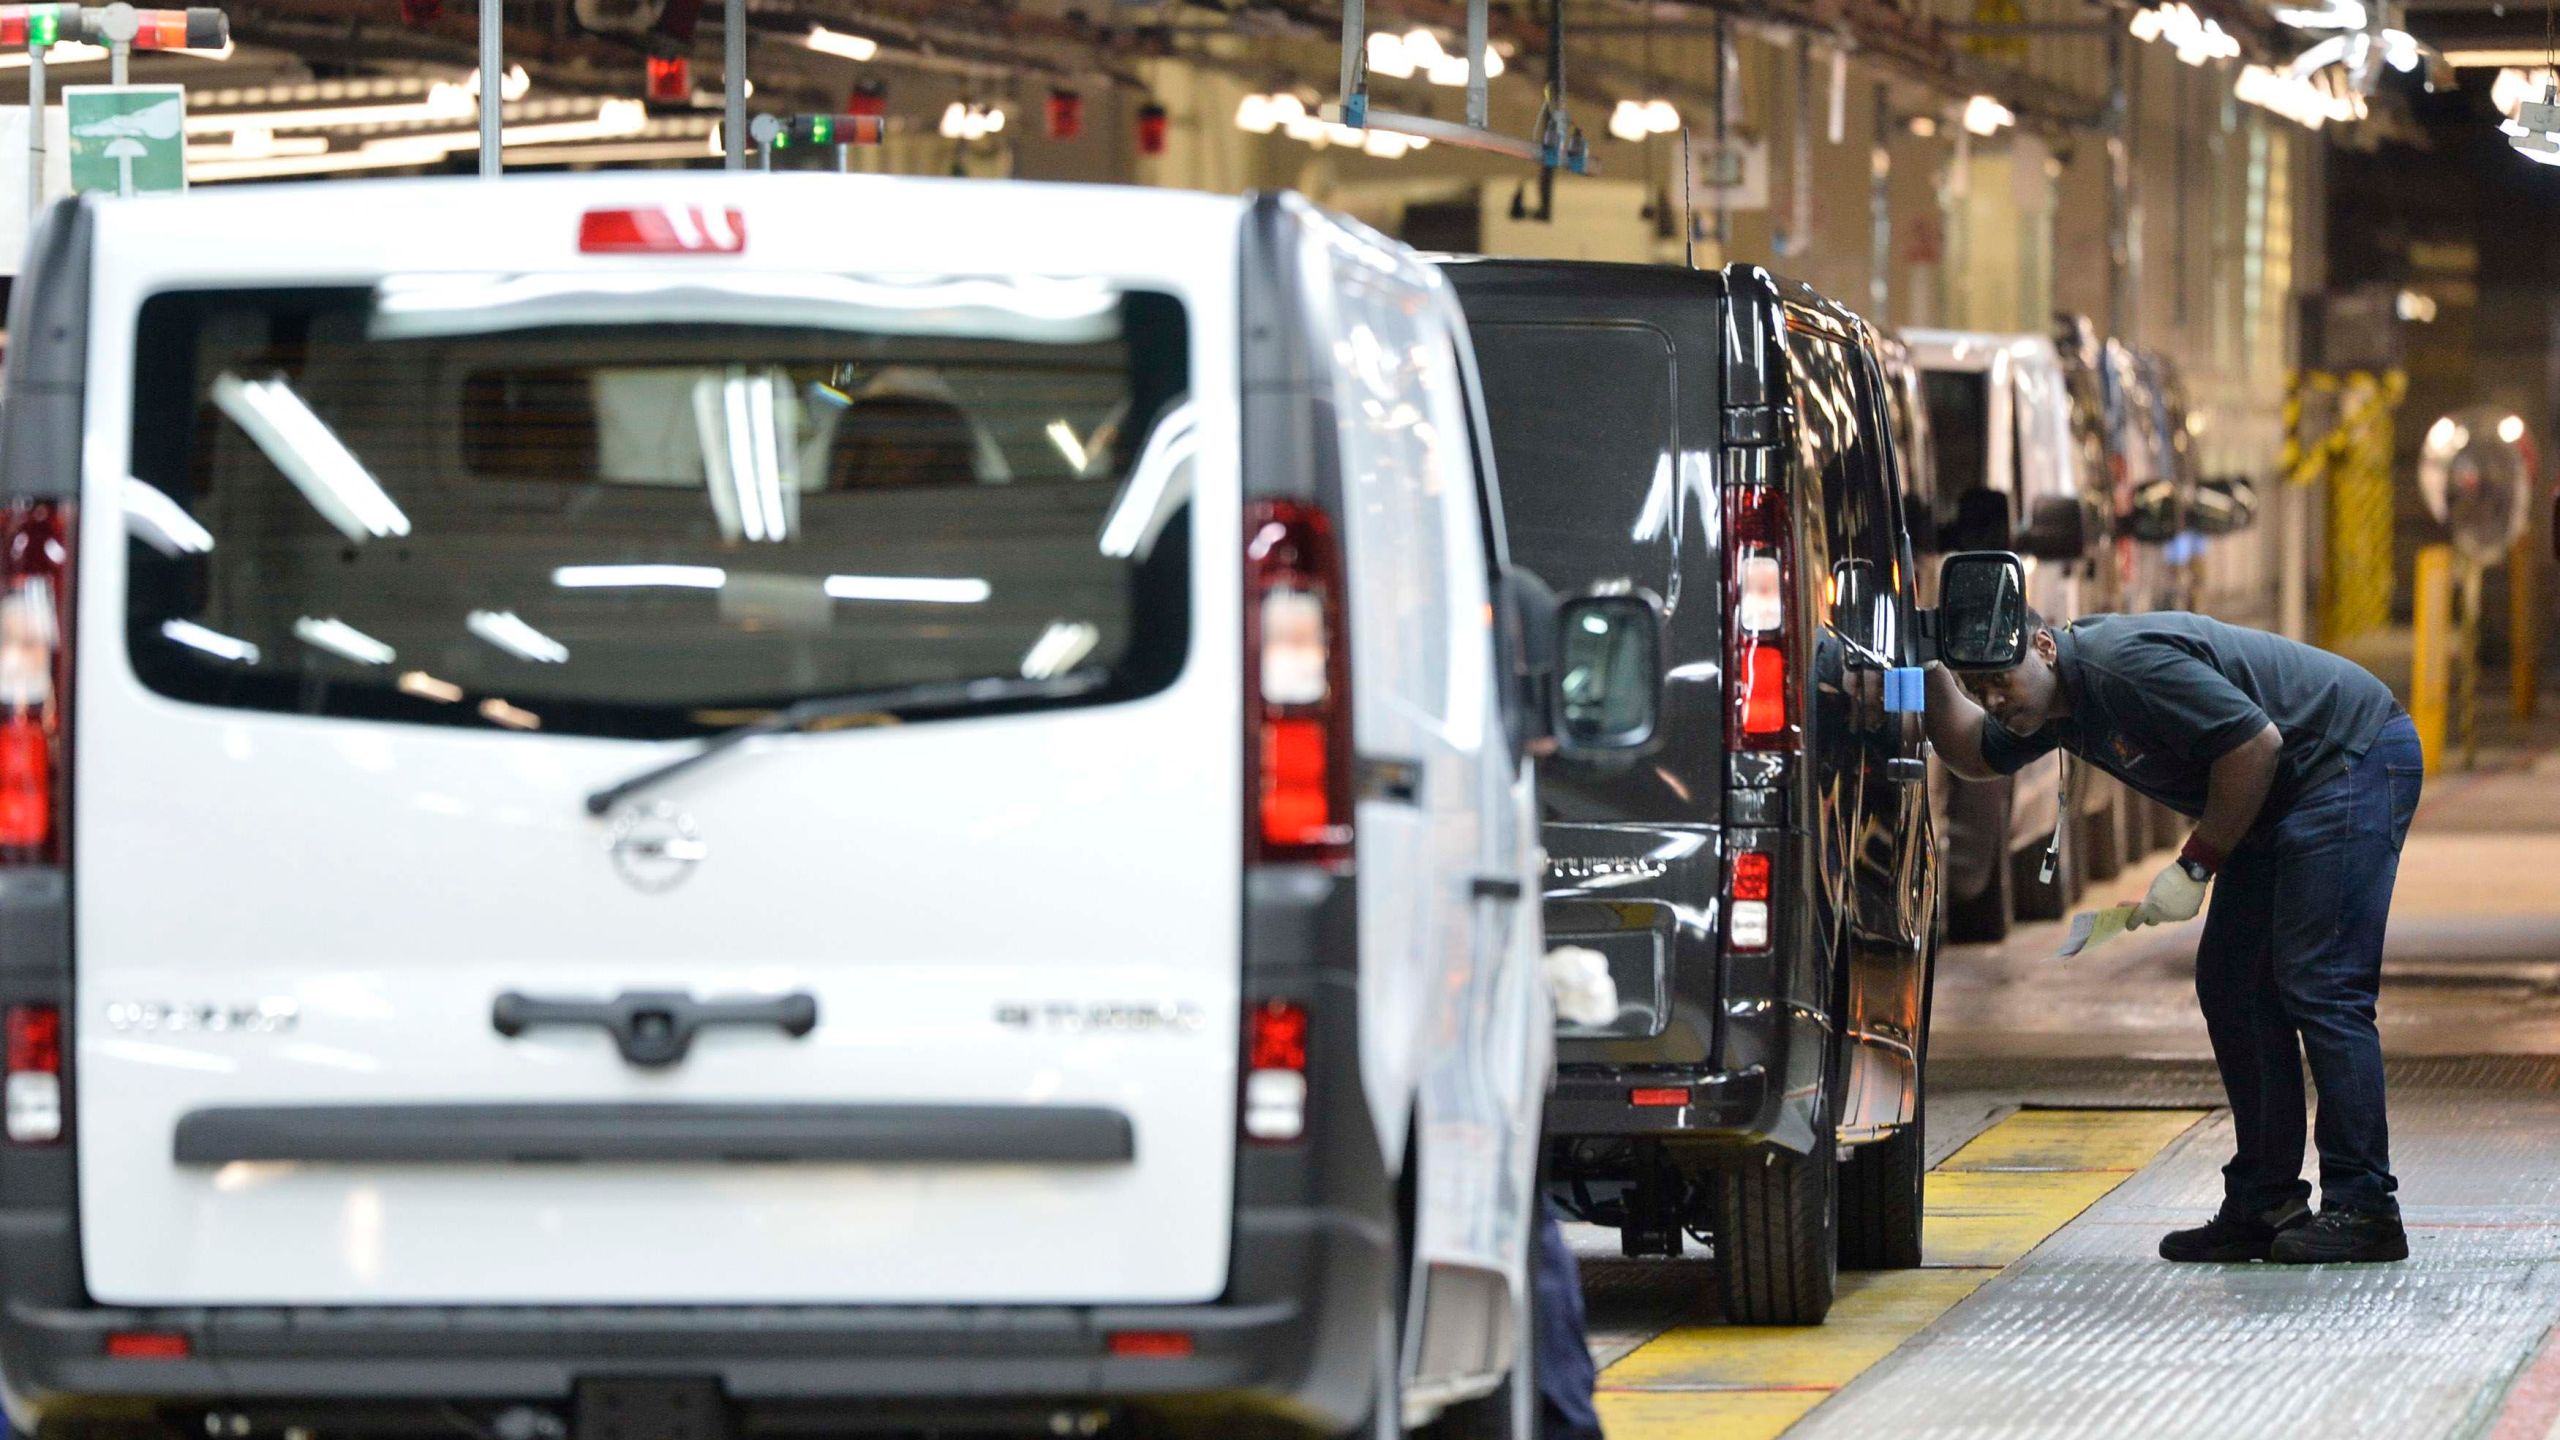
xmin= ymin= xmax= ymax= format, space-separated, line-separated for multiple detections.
xmin=6 ymin=1003 xmax=62 ymax=1145
xmin=578 ymin=206 xmax=746 ymax=255
xmin=1242 ymin=998 xmax=1309 ymax=1144
xmin=104 ymin=1331 xmax=190 ymax=1360
xmin=1726 ymin=484 xmax=1795 ymax=750
xmin=0 ymin=502 xmax=73 ymax=863
xmin=1728 ymin=850 xmax=1772 ymax=952
xmin=1244 ymin=501 xmax=1351 ymax=868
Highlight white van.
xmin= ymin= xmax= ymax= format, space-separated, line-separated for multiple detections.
xmin=1905 ymin=330 xmax=2120 ymax=937
xmin=0 ymin=176 xmax=1660 ymax=1439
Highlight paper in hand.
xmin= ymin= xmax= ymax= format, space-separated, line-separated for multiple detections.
xmin=2058 ymin=904 xmax=2140 ymax=959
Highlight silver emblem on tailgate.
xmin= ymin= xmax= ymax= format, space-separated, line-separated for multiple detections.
xmin=608 ymin=802 xmax=707 ymax=893
xmin=104 ymin=999 xmax=298 ymax=1034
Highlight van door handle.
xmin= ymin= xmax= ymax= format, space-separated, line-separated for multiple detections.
xmin=1472 ymin=876 xmax=1526 ymax=902
xmin=1358 ymin=756 xmax=1423 ymax=805
xmin=493 ymin=990 xmax=819 ymax=1069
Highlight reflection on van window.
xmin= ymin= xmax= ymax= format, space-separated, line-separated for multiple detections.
xmin=126 ymin=285 xmax=1192 ymax=740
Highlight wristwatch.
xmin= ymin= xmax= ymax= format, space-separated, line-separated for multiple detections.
xmin=2176 ymin=857 xmax=2214 ymax=885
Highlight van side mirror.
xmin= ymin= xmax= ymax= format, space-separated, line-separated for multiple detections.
xmin=2017 ymin=495 xmax=2089 ymax=560
xmin=1553 ymin=594 xmax=1663 ymax=752
xmin=2190 ymin=475 xmax=2258 ymax=536
xmin=1929 ymin=552 xmax=2029 ymax=671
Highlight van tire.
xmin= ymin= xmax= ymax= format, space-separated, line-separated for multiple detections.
xmin=1838 ymin=1112 xmax=1925 ymax=1270
xmin=1708 ymin=1134 xmax=1838 ymax=1325
xmin=1945 ymin=781 xmax=2012 ymax=944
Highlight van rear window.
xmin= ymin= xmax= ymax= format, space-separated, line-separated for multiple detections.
xmin=1468 ymin=322 xmax=1678 ymax=599
xmin=125 ymin=281 xmax=1192 ymax=740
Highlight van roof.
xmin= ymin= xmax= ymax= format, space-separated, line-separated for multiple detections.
xmin=83 ymin=173 xmax=1252 ymax=290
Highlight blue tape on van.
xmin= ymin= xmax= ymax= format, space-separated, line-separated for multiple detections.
xmin=1885 ymin=667 xmax=1926 ymax=714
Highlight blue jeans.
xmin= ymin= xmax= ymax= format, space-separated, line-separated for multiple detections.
xmin=2194 ymin=714 xmax=2422 ymax=1218
xmin=1534 ymin=1196 xmax=1604 ymax=1438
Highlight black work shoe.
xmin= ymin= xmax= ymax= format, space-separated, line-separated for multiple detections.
xmin=2158 ymin=1200 xmax=2312 ymax=1262
xmin=2268 ymin=1207 xmax=2409 ymax=1264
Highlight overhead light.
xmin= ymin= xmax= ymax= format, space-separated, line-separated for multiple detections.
xmin=466 ymin=610 xmax=570 ymax=664
xmin=2237 ymin=63 xmax=2365 ymax=127
xmin=823 ymin=575 xmax=992 ymax=604
xmin=123 ymin=478 xmax=214 ymax=557
xmin=187 ymin=101 xmax=662 ymax=182
xmin=399 ymin=670 xmax=465 ymax=702
xmin=806 ymin=24 xmax=878 ymax=62
xmin=2500 ymin=414 xmax=2528 ymax=444
xmin=552 ymin=564 xmax=726 ymax=589
xmin=2272 ymin=0 xmax=2366 ymax=29
xmin=191 ymin=128 xmax=327 ymax=162
xmin=1020 ymin=621 xmax=1101 ymax=680
xmin=185 ymin=83 xmax=478 ymax=134
xmin=1908 ymin=114 xmax=1939 ymax=137
xmin=477 ymin=697 xmax=541 ymax=731
xmin=1366 ymin=30 xmax=1417 ymax=79
xmin=2129 ymin=4 xmax=2241 ymax=64
xmin=1962 ymin=95 xmax=2014 ymax=135
xmin=1366 ymin=26 xmax=1500 ymax=85
xmin=2446 ymin=47 xmax=2560 ymax=67
xmin=2502 ymin=78 xmax=2560 ymax=161
xmin=1235 ymin=93 xmax=1278 ymax=134
xmin=940 ymin=101 xmax=1004 ymax=141
xmin=2396 ymin=287 xmax=2439 ymax=322
xmin=210 ymin=374 xmax=410 ymax=544
xmin=293 ymin=617 xmax=396 ymax=666
xmin=160 ymin=620 xmax=259 ymax=664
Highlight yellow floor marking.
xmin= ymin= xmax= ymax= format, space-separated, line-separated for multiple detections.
xmin=1919 ymin=1171 xmax=2130 ymax=1269
xmin=1604 ymin=1268 xmax=1992 ymax=1390
xmin=1934 ymin=1108 xmax=2206 ymax=1174
xmin=1597 ymin=1387 xmax=1830 ymax=1440
xmin=1595 ymin=1107 xmax=2209 ymax=1438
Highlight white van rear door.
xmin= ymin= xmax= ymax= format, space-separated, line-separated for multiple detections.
xmin=75 ymin=250 xmax=1240 ymax=1306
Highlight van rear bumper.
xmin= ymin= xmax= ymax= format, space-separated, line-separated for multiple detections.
xmin=1542 ymin=1064 xmax=1775 ymax=1140
xmin=0 ymin=1203 xmax=1391 ymax=1435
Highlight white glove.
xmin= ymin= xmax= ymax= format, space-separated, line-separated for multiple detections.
xmin=2127 ymin=861 xmax=2207 ymax=929
xmin=1541 ymin=946 xmax=1621 ymax=1027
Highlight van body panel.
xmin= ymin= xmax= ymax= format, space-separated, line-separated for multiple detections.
xmin=72 ymin=177 xmax=1249 ymax=1307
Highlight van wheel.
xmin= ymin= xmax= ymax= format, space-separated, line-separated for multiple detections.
xmin=1945 ymin=782 xmax=2012 ymax=944
xmin=1707 ymin=1135 xmax=1838 ymax=1325
xmin=1838 ymin=1109 xmax=1925 ymax=1270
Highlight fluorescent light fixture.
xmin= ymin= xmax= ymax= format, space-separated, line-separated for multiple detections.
xmin=823 ymin=575 xmax=992 ymax=604
xmin=192 ymin=128 xmax=327 ymax=162
xmin=466 ymin=610 xmax=570 ymax=664
xmin=187 ymin=99 xmax=654 ymax=182
xmin=399 ymin=670 xmax=464 ymax=702
xmin=940 ymin=102 xmax=1004 ymax=141
xmin=123 ymin=478 xmax=214 ymax=556
xmin=1236 ymin=93 xmax=1278 ymax=134
xmin=478 ymin=697 xmax=541 ymax=731
xmin=806 ymin=24 xmax=879 ymax=62
xmin=160 ymin=620 xmax=259 ymax=663
xmin=2501 ymin=414 xmax=2527 ymax=445
xmin=184 ymin=84 xmax=477 ymax=134
xmin=210 ymin=374 xmax=411 ymax=543
xmin=1046 ymin=419 xmax=1091 ymax=475
xmin=463 ymin=63 xmax=532 ymax=101
xmin=552 ymin=564 xmax=727 ymax=589
xmin=1021 ymin=621 xmax=1101 ymax=680
xmin=293 ymin=617 xmax=396 ymax=666
xmin=2447 ymin=47 xmax=2560 ymax=68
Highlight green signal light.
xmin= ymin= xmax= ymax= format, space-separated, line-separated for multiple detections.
xmin=29 ymin=7 xmax=57 ymax=46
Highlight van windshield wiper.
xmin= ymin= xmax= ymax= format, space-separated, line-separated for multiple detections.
xmin=583 ymin=672 xmax=1104 ymax=817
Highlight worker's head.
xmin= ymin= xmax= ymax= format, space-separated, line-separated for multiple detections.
xmin=1958 ymin=611 xmax=2063 ymax=734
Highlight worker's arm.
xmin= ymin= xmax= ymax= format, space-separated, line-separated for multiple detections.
xmin=2188 ymin=721 xmax=2284 ymax=860
xmin=1924 ymin=662 xmax=2001 ymax=780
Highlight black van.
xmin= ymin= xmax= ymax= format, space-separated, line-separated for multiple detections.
xmin=1439 ymin=260 xmax=1937 ymax=1325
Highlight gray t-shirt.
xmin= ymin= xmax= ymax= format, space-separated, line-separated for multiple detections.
xmin=1978 ymin=612 xmax=2403 ymax=820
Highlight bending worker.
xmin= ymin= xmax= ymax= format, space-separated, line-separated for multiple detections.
xmin=1925 ymin=607 xmax=2422 ymax=1265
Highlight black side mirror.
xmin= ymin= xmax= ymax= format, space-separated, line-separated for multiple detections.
xmin=1553 ymin=593 xmax=1663 ymax=752
xmin=1931 ymin=551 xmax=2029 ymax=671
xmin=2190 ymin=475 xmax=2258 ymax=536
xmin=2017 ymin=495 xmax=2090 ymax=560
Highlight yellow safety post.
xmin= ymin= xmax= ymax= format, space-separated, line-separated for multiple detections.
xmin=2515 ymin=532 xmax=2539 ymax=722
xmin=2413 ymin=544 xmax=2453 ymax=775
